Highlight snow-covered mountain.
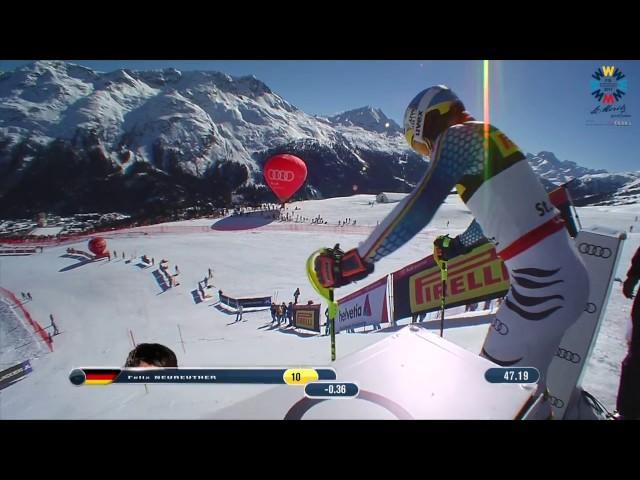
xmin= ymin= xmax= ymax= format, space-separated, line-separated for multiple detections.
xmin=526 ymin=151 xmax=607 ymax=184
xmin=570 ymin=173 xmax=640 ymax=206
xmin=0 ymin=61 xmax=426 ymax=216
xmin=0 ymin=60 xmax=637 ymax=217
xmin=326 ymin=106 xmax=402 ymax=135
xmin=525 ymin=151 xmax=640 ymax=205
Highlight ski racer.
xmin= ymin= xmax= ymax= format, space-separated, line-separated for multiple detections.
xmin=312 ymin=85 xmax=590 ymax=417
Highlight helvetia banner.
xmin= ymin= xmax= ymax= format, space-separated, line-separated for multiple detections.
xmin=392 ymin=242 xmax=510 ymax=320
xmin=336 ymin=276 xmax=388 ymax=333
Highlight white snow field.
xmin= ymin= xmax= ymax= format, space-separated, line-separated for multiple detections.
xmin=0 ymin=195 xmax=637 ymax=419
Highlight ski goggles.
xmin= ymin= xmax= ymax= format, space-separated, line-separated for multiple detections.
xmin=405 ymin=101 xmax=456 ymax=156
xmin=405 ymin=128 xmax=432 ymax=156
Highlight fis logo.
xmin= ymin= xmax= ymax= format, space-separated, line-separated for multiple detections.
xmin=591 ymin=65 xmax=627 ymax=105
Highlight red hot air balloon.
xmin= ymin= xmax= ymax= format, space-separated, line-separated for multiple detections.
xmin=88 ymin=237 xmax=108 ymax=257
xmin=263 ymin=154 xmax=307 ymax=204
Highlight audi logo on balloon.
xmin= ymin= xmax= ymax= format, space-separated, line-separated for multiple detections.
xmin=584 ymin=303 xmax=597 ymax=314
xmin=263 ymin=154 xmax=307 ymax=203
xmin=578 ymin=243 xmax=612 ymax=258
xmin=556 ymin=348 xmax=581 ymax=364
xmin=491 ymin=318 xmax=509 ymax=335
xmin=267 ymin=169 xmax=296 ymax=182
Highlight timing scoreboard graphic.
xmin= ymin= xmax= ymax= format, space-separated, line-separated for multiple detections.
xmin=69 ymin=367 xmax=360 ymax=399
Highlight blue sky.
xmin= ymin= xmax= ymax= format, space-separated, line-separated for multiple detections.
xmin=1 ymin=59 xmax=638 ymax=173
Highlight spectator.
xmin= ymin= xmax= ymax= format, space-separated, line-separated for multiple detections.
xmin=294 ymin=288 xmax=300 ymax=305
xmin=270 ymin=302 xmax=278 ymax=324
xmin=287 ymin=301 xmax=294 ymax=326
xmin=27 ymin=292 xmax=32 ymax=301
xmin=280 ymin=302 xmax=287 ymax=325
xmin=235 ymin=302 xmax=244 ymax=322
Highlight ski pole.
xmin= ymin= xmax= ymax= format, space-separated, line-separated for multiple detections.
xmin=329 ymin=289 xmax=336 ymax=361
xmin=439 ymin=259 xmax=448 ymax=338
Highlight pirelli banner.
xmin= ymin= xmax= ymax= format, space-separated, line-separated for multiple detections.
xmin=336 ymin=276 xmax=389 ymax=333
xmin=392 ymin=242 xmax=510 ymax=320
xmin=293 ymin=304 xmax=321 ymax=333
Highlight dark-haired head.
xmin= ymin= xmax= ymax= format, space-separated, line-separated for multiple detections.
xmin=125 ymin=343 xmax=178 ymax=368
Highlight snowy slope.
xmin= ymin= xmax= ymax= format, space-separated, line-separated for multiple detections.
xmin=0 ymin=195 xmax=637 ymax=418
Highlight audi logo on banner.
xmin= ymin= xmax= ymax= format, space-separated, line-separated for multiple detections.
xmin=491 ymin=318 xmax=509 ymax=335
xmin=548 ymin=395 xmax=565 ymax=409
xmin=584 ymin=303 xmax=597 ymax=314
xmin=556 ymin=348 xmax=581 ymax=364
xmin=267 ymin=170 xmax=295 ymax=182
xmin=578 ymin=243 xmax=612 ymax=258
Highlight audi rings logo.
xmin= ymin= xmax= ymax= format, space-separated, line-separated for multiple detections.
xmin=267 ymin=169 xmax=295 ymax=182
xmin=578 ymin=243 xmax=612 ymax=258
xmin=584 ymin=302 xmax=597 ymax=314
xmin=491 ymin=318 xmax=509 ymax=335
xmin=556 ymin=348 xmax=581 ymax=364
xmin=548 ymin=395 xmax=565 ymax=409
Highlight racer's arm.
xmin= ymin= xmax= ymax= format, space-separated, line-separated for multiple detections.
xmin=357 ymin=133 xmax=461 ymax=263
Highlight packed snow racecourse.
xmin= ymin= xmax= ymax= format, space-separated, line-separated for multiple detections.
xmin=0 ymin=194 xmax=638 ymax=419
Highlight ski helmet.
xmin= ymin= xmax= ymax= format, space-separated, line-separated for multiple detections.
xmin=403 ymin=85 xmax=463 ymax=156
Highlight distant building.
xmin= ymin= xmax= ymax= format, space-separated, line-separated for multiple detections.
xmin=375 ymin=192 xmax=406 ymax=204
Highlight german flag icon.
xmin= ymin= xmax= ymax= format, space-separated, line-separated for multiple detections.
xmin=69 ymin=369 xmax=120 ymax=386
